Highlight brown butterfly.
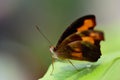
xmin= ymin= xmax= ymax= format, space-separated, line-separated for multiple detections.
xmin=36 ymin=15 xmax=104 ymax=74
xmin=50 ymin=15 xmax=104 ymax=62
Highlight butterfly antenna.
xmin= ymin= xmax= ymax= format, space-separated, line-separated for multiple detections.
xmin=35 ymin=25 xmax=53 ymax=46
xmin=36 ymin=25 xmax=55 ymax=75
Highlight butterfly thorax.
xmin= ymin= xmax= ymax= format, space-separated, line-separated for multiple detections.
xmin=50 ymin=45 xmax=71 ymax=60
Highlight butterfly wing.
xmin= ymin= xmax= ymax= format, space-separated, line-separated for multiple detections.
xmin=52 ymin=15 xmax=104 ymax=61
xmin=56 ymin=15 xmax=96 ymax=49
xmin=54 ymin=30 xmax=104 ymax=61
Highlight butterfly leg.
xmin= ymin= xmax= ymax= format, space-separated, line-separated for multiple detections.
xmin=50 ymin=57 xmax=55 ymax=75
xmin=67 ymin=59 xmax=79 ymax=71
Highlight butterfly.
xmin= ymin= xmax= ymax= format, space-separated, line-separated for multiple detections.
xmin=50 ymin=15 xmax=104 ymax=62
xmin=36 ymin=15 xmax=104 ymax=74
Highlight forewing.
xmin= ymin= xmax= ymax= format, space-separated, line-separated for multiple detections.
xmin=56 ymin=15 xmax=96 ymax=48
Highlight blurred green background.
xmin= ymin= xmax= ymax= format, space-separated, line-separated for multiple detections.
xmin=0 ymin=0 xmax=120 ymax=80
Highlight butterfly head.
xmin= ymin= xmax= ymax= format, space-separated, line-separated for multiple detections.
xmin=49 ymin=46 xmax=58 ymax=59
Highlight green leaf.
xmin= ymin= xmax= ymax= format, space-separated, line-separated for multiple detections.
xmin=39 ymin=52 xmax=120 ymax=80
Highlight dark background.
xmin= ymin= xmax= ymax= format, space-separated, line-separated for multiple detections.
xmin=0 ymin=0 xmax=120 ymax=80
